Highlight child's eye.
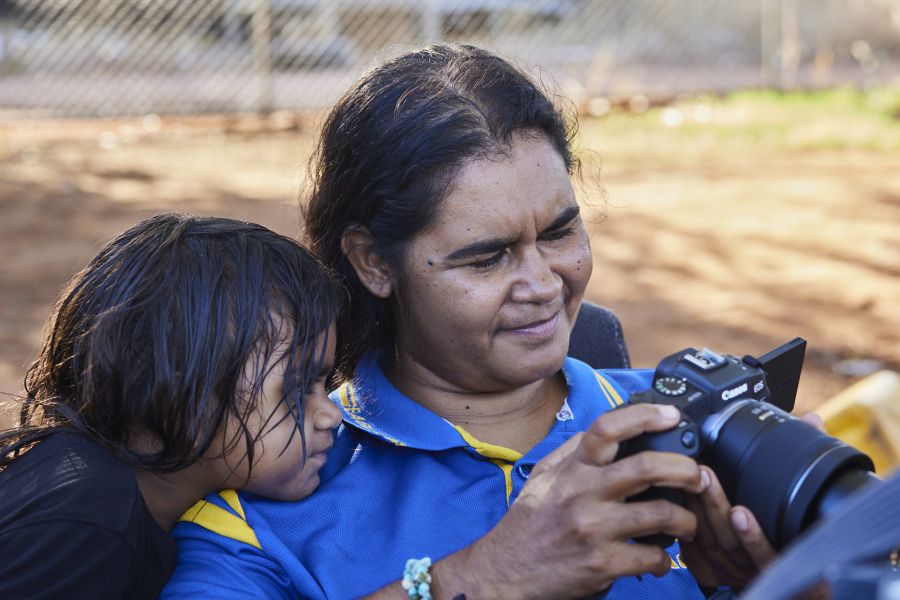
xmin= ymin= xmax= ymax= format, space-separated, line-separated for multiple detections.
xmin=304 ymin=374 xmax=332 ymax=395
xmin=467 ymin=249 xmax=507 ymax=271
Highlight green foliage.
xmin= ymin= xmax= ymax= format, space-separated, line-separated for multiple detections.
xmin=582 ymin=88 xmax=900 ymax=154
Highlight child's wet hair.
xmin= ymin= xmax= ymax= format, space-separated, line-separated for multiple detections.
xmin=1 ymin=214 xmax=342 ymax=474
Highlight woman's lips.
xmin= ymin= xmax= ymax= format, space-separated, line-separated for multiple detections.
xmin=501 ymin=312 xmax=560 ymax=339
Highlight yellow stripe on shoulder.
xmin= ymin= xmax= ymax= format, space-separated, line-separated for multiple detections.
xmin=178 ymin=490 xmax=262 ymax=550
xmin=593 ymin=372 xmax=625 ymax=407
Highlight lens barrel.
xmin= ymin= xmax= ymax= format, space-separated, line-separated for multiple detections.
xmin=701 ymin=400 xmax=877 ymax=548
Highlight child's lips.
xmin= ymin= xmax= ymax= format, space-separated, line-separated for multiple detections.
xmin=310 ymin=443 xmax=332 ymax=459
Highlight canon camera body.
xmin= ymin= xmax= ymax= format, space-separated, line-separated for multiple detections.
xmin=618 ymin=338 xmax=878 ymax=549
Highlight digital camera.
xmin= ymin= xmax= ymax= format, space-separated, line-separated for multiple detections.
xmin=617 ymin=338 xmax=879 ymax=548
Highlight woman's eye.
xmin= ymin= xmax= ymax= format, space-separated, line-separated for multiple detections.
xmin=468 ymin=250 xmax=506 ymax=270
xmin=543 ymin=226 xmax=576 ymax=242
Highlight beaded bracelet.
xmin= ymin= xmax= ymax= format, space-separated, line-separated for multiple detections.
xmin=401 ymin=557 xmax=432 ymax=600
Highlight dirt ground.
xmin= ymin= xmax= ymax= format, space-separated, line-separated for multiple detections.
xmin=1 ymin=101 xmax=898 ymax=428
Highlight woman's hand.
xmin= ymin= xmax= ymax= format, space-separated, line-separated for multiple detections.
xmin=679 ymin=466 xmax=774 ymax=588
xmin=428 ymin=404 xmax=706 ymax=600
xmin=680 ymin=412 xmax=827 ymax=589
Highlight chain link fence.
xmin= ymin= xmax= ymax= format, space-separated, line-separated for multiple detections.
xmin=1 ymin=0 xmax=899 ymax=118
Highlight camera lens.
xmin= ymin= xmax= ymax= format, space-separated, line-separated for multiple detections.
xmin=700 ymin=400 xmax=878 ymax=548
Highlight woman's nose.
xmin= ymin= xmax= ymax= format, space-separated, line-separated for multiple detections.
xmin=510 ymin=249 xmax=563 ymax=304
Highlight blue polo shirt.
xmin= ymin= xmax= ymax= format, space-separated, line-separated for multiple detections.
xmin=163 ymin=356 xmax=706 ymax=599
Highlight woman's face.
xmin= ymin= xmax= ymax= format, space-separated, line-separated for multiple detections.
xmin=390 ymin=133 xmax=592 ymax=392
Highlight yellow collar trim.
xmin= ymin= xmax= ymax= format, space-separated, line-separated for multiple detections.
xmin=178 ymin=489 xmax=262 ymax=550
xmin=593 ymin=372 xmax=625 ymax=408
xmin=452 ymin=424 xmax=524 ymax=463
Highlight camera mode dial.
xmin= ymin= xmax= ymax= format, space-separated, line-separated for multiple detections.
xmin=654 ymin=376 xmax=687 ymax=396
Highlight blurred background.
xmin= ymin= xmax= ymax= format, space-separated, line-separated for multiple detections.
xmin=1 ymin=1 xmax=899 ymax=448
xmin=2 ymin=0 xmax=900 ymax=114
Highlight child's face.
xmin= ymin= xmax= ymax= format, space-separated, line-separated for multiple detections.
xmin=220 ymin=323 xmax=342 ymax=501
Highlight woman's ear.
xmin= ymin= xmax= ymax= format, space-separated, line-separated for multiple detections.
xmin=341 ymin=225 xmax=394 ymax=299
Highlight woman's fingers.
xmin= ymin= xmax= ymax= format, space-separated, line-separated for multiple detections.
xmin=680 ymin=466 xmax=777 ymax=587
xmin=508 ymin=403 xmax=716 ymax=592
xmin=530 ymin=432 xmax=584 ymax=477
xmin=577 ymin=404 xmax=682 ymax=466
xmin=694 ymin=466 xmax=744 ymax=555
xmin=603 ymin=542 xmax=673 ymax=579
xmin=729 ymin=506 xmax=776 ymax=569
xmin=682 ymin=491 xmax=753 ymax=587
xmin=599 ymin=451 xmax=704 ymax=500
xmin=679 ymin=495 xmax=720 ymax=587
xmin=698 ymin=467 xmax=775 ymax=567
xmin=606 ymin=499 xmax=699 ymax=542
xmin=799 ymin=412 xmax=826 ymax=432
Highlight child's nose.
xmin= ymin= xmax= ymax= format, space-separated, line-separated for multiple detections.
xmin=313 ymin=392 xmax=343 ymax=430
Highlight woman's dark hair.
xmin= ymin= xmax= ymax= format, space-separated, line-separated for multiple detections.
xmin=1 ymin=214 xmax=341 ymax=473
xmin=304 ymin=43 xmax=578 ymax=380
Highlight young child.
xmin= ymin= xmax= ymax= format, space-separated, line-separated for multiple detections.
xmin=0 ymin=214 xmax=343 ymax=599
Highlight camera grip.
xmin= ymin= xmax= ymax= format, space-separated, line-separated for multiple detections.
xmin=614 ymin=409 xmax=700 ymax=548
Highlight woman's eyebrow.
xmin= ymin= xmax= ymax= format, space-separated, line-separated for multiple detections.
xmin=442 ymin=205 xmax=580 ymax=262
xmin=543 ymin=204 xmax=581 ymax=232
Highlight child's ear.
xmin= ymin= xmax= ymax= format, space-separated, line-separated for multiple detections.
xmin=340 ymin=225 xmax=394 ymax=299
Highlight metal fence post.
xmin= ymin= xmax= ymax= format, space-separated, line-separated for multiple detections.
xmin=760 ymin=0 xmax=782 ymax=89
xmin=252 ymin=0 xmax=272 ymax=115
xmin=318 ymin=0 xmax=340 ymax=39
xmin=0 ymin=3 xmax=12 ymax=72
xmin=779 ymin=0 xmax=799 ymax=89
xmin=421 ymin=0 xmax=441 ymax=43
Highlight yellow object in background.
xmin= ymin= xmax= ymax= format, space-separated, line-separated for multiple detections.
xmin=816 ymin=371 xmax=900 ymax=476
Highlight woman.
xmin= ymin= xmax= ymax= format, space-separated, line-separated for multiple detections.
xmin=164 ymin=45 xmax=778 ymax=599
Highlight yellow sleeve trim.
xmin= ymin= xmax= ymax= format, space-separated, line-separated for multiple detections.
xmin=452 ymin=424 xmax=523 ymax=463
xmin=178 ymin=490 xmax=262 ymax=550
xmin=593 ymin=372 xmax=625 ymax=408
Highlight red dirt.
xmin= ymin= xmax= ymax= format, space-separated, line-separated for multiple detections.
xmin=1 ymin=113 xmax=898 ymax=426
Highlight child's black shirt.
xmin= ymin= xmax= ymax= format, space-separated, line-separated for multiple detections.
xmin=0 ymin=431 xmax=176 ymax=599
